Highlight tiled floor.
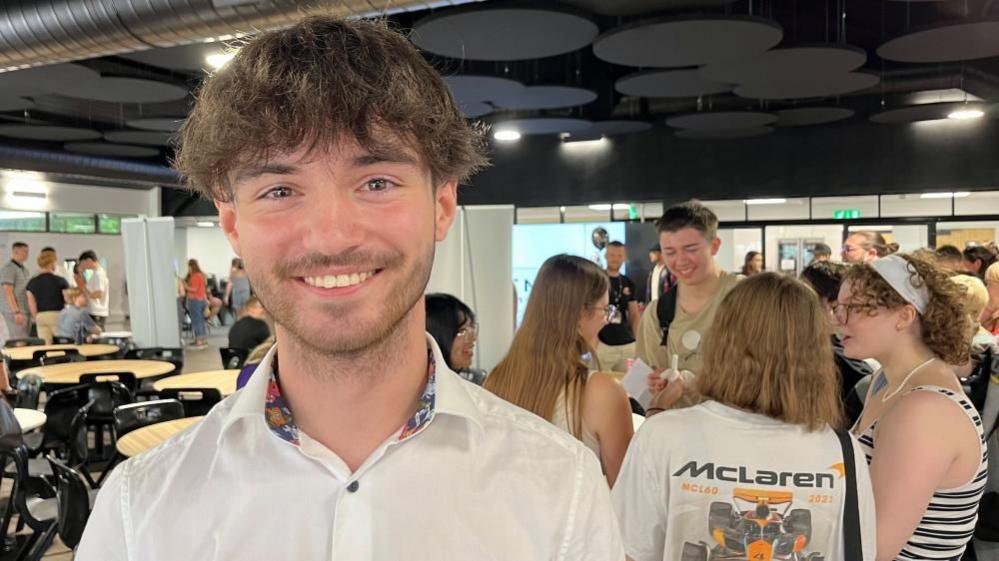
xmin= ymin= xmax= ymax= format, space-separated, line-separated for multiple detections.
xmin=12 ymin=322 xmax=233 ymax=559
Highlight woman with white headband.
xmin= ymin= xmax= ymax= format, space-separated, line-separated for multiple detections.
xmin=836 ymin=253 xmax=985 ymax=561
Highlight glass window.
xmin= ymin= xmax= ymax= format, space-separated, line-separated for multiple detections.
xmin=746 ymin=197 xmax=810 ymax=221
xmin=811 ymin=195 xmax=879 ymax=220
xmin=641 ymin=202 xmax=663 ymax=222
xmin=701 ymin=199 xmax=746 ymax=222
xmin=97 ymin=214 xmax=136 ymax=234
xmin=936 ymin=220 xmax=999 ymax=248
xmin=716 ymin=228 xmax=763 ymax=273
xmin=515 ymin=207 xmax=560 ymax=224
xmin=49 ymin=212 xmax=96 ymax=234
xmin=0 ymin=210 xmax=45 ymax=232
xmin=955 ymin=190 xmax=999 ymax=216
xmin=880 ymin=193 xmax=952 ymax=217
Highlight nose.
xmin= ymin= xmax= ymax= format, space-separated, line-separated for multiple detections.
xmin=300 ymin=187 xmax=366 ymax=256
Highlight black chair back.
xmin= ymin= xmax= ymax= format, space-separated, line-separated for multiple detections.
xmin=83 ymin=381 xmax=133 ymax=420
xmin=113 ymin=399 xmax=185 ymax=437
xmin=15 ymin=374 xmax=44 ymax=410
xmin=219 ymin=347 xmax=249 ymax=370
xmin=79 ymin=372 xmax=137 ymax=395
xmin=4 ymin=338 xmax=45 ymax=348
xmin=157 ymin=388 xmax=222 ymax=417
xmin=125 ymin=347 xmax=183 ymax=374
xmin=39 ymin=385 xmax=90 ymax=453
xmin=36 ymin=349 xmax=84 ymax=366
xmin=46 ymin=457 xmax=92 ymax=549
xmin=51 ymin=336 xmax=75 ymax=345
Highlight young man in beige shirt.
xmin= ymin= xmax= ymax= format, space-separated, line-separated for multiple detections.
xmin=636 ymin=201 xmax=738 ymax=408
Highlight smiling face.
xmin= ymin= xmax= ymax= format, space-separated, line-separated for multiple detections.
xmin=217 ymin=139 xmax=457 ymax=356
xmin=660 ymin=227 xmax=721 ymax=286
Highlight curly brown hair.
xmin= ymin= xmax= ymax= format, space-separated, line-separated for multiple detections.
xmin=174 ymin=16 xmax=490 ymax=201
xmin=843 ymin=254 xmax=971 ymax=364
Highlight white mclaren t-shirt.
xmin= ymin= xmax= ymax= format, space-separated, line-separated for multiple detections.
xmin=612 ymin=401 xmax=876 ymax=561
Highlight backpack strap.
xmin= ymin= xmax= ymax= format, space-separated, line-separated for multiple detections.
xmin=833 ymin=427 xmax=864 ymax=560
xmin=657 ymin=285 xmax=678 ymax=347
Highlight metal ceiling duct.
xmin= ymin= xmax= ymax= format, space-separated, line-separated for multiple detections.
xmin=0 ymin=0 xmax=477 ymax=72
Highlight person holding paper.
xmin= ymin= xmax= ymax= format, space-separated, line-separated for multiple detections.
xmin=635 ymin=201 xmax=738 ymax=407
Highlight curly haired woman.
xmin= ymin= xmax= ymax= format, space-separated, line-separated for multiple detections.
xmin=838 ymin=253 xmax=986 ymax=560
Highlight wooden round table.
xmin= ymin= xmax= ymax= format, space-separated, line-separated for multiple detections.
xmin=153 ymin=370 xmax=240 ymax=397
xmin=116 ymin=417 xmax=203 ymax=457
xmin=15 ymin=359 xmax=176 ymax=385
xmin=2 ymin=344 xmax=120 ymax=362
xmin=14 ymin=408 xmax=46 ymax=431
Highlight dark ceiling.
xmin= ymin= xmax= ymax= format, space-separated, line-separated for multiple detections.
xmin=1 ymin=0 xmax=998 ymax=212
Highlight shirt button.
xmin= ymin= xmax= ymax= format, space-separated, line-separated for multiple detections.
xmin=346 ymin=481 xmax=359 ymax=493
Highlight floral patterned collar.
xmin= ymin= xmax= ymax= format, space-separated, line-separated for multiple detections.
xmin=263 ymin=347 xmax=437 ymax=447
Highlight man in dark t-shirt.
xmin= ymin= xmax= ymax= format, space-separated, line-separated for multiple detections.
xmin=27 ymin=252 xmax=70 ymax=344
xmin=595 ymin=241 xmax=640 ymax=372
xmin=227 ymin=297 xmax=271 ymax=352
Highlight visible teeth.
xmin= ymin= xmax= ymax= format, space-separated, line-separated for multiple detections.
xmin=303 ymin=271 xmax=375 ymax=289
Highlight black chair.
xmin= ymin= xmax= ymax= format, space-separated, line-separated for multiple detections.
xmin=45 ymin=457 xmax=95 ymax=549
xmin=51 ymin=336 xmax=75 ymax=345
xmin=78 ymin=379 xmax=133 ymax=463
xmin=220 ymin=347 xmax=249 ymax=370
xmin=94 ymin=399 xmax=185 ymax=487
xmin=158 ymin=388 xmax=222 ymax=417
xmin=125 ymin=347 xmax=183 ymax=374
xmin=0 ymin=400 xmax=58 ymax=561
xmin=4 ymin=338 xmax=45 ymax=348
xmin=14 ymin=374 xmax=43 ymax=411
xmin=79 ymin=372 xmax=137 ymax=395
xmin=29 ymin=385 xmax=94 ymax=468
xmin=35 ymin=349 xmax=84 ymax=366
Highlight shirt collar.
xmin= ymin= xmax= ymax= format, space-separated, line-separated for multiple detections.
xmin=220 ymin=334 xmax=484 ymax=442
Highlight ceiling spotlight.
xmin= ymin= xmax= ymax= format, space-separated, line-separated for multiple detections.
xmin=205 ymin=52 xmax=236 ymax=70
xmin=493 ymin=129 xmax=521 ymax=142
xmin=948 ymin=108 xmax=985 ymax=120
xmin=743 ymin=198 xmax=787 ymax=205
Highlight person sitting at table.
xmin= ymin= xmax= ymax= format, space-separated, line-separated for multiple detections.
xmin=58 ymin=288 xmax=102 ymax=344
xmin=227 ymin=297 xmax=271 ymax=353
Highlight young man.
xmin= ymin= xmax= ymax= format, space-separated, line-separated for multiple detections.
xmin=77 ymin=17 xmax=622 ymax=561
xmin=636 ymin=201 xmax=738 ymax=404
xmin=0 ymin=242 xmax=31 ymax=339
xmin=76 ymin=250 xmax=109 ymax=328
xmin=841 ymin=230 xmax=889 ymax=263
xmin=596 ymin=241 xmax=640 ymax=372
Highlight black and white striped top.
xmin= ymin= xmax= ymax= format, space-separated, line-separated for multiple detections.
xmin=856 ymin=385 xmax=988 ymax=561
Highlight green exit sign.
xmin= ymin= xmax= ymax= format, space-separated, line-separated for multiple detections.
xmin=834 ymin=209 xmax=862 ymax=219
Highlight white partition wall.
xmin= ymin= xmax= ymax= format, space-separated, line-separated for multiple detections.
xmin=122 ymin=218 xmax=181 ymax=348
xmin=427 ymin=205 xmax=514 ymax=373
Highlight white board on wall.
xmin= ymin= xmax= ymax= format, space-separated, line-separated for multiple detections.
xmin=122 ymin=218 xmax=181 ymax=348
xmin=427 ymin=205 xmax=514 ymax=374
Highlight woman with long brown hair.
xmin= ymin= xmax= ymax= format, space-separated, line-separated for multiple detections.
xmin=613 ymin=273 xmax=876 ymax=561
xmin=485 ymin=254 xmax=634 ymax=485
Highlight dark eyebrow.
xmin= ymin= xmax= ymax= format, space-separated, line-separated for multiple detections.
xmin=352 ymin=149 xmax=418 ymax=167
xmin=233 ymin=163 xmax=298 ymax=185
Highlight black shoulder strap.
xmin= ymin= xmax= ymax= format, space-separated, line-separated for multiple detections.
xmin=833 ymin=427 xmax=863 ymax=560
xmin=657 ymin=285 xmax=678 ymax=347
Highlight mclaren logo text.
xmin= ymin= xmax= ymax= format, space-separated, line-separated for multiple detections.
xmin=672 ymin=461 xmax=836 ymax=489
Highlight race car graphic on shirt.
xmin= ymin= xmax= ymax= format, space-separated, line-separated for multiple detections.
xmin=679 ymin=488 xmax=825 ymax=561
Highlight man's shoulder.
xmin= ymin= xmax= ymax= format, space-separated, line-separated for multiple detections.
xmin=456 ymin=379 xmax=592 ymax=460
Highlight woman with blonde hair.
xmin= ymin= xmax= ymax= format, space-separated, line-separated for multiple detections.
xmin=485 ymin=254 xmax=634 ymax=485
xmin=614 ymin=273 xmax=876 ymax=561
xmin=838 ymin=253 xmax=985 ymax=560
xmin=982 ymin=262 xmax=999 ymax=335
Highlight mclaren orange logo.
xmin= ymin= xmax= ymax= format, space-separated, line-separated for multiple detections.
xmin=673 ymin=461 xmax=843 ymax=489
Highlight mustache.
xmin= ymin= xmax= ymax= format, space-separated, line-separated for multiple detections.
xmin=273 ymin=251 xmax=404 ymax=277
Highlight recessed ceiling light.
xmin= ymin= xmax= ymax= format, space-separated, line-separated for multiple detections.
xmin=920 ymin=192 xmax=970 ymax=199
xmin=947 ymin=108 xmax=985 ymax=120
xmin=493 ymin=130 xmax=521 ymax=142
xmin=205 ymin=52 xmax=236 ymax=70
xmin=743 ymin=198 xmax=787 ymax=205
xmin=196 ymin=221 xmax=215 ymax=228
xmin=588 ymin=203 xmax=630 ymax=211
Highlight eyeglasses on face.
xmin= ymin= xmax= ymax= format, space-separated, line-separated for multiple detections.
xmin=592 ymin=304 xmax=618 ymax=323
xmin=456 ymin=323 xmax=479 ymax=339
xmin=832 ymin=302 xmax=871 ymax=324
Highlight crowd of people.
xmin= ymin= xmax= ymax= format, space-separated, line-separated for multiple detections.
xmin=0 ymin=244 xmax=110 ymax=346
xmin=75 ymin=16 xmax=999 ymax=561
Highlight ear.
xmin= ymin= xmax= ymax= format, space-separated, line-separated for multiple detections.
xmin=216 ymin=200 xmax=241 ymax=257
xmin=434 ymin=180 xmax=459 ymax=243
xmin=897 ymin=304 xmax=920 ymax=329
xmin=709 ymin=236 xmax=722 ymax=256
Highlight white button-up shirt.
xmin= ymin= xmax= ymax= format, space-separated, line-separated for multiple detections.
xmin=77 ymin=336 xmax=623 ymax=561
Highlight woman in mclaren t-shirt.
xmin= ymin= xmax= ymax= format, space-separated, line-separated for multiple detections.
xmin=613 ymin=273 xmax=876 ymax=561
